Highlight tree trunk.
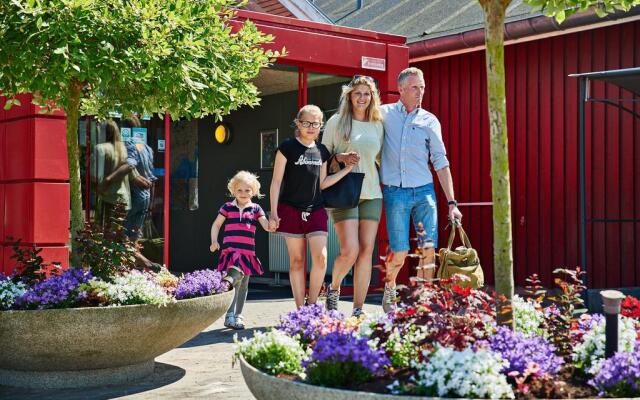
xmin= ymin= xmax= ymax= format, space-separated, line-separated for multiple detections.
xmin=66 ymin=80 xmax=83 ymax=265
xmin=480 ymin=0 xmax=515 ymax=327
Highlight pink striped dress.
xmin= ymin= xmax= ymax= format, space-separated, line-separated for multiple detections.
xmin=216 ymin=201 xmax=265 ymax=276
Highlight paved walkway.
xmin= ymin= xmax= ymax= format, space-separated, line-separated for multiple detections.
xmin=1 ymin=288 xmax=383 ymax=400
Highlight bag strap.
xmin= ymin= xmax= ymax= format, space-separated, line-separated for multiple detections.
xmin=446 ymin=223 xmax=473 ymax=250
xmin=457 ymin=225 xmax=473 ymax=249
xmin=446 ymin=225 xmax=457 ymax=250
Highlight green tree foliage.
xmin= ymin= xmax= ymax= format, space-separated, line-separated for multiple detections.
xmin=479 ymin=0 xmax=637 ymax=326
xmin=525 ymin=0 xmax=640 ymax=23
xmin=0 ymin=0 xmax=279 ymax=260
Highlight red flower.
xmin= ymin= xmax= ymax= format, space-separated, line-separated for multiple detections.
xmin=451 ymin=284 xmax=472 ymax=297
xmin=621 ymin=295 xmax=640 ymax=318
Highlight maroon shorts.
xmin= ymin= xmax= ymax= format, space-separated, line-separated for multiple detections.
xmin=277 ymin=203 xmax=328 ymax=238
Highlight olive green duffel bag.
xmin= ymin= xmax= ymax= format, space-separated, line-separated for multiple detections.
xmin=437 ymin=224 xmax=484 ymax=289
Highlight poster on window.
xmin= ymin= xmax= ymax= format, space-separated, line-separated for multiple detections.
xmin=260 ymin=129 xmax=278 ymax=170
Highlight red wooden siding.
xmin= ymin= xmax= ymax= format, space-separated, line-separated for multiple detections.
xmin=412 ymin=21 xmax=640 ymax=288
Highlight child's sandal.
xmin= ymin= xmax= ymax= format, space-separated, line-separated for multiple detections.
xmin=224 ymin=313 xmax=235 ymax=329
xmin=232 ymin=315 xmax=245 ymax=330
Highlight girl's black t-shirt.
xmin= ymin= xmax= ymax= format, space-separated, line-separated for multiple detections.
xmin=277 ymin=138 xmax=331 ymax=211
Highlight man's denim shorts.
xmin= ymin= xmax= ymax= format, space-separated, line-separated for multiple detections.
xmin=383 ymin=183 xmax=438 ymax=253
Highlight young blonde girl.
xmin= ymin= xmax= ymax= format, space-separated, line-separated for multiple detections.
xmin=269 ymin=105 xmax=356 ymax=308
xmin=210 ymin=171 xmax=271 ymax=329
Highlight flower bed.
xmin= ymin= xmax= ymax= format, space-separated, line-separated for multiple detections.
xmin=1 ymin=213 xmax=235 ymax=388
xmin=0 ymin=268 xmax=233 ymax=389
xmin=236 ymin=270 xmax=640 ymax=399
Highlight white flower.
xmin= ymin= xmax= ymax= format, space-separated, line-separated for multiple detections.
xmin=234 ymin=329 xmax=307 ymax=376
xmin=0 ymin=277 xmax=26 ymax=310
xmin=513 ymin=294 xmax=549 ymax=338
xmin=403 ymin=346 xmax=514 ymax=399
xmin=87 ymin=271 xmax=173 ymax=306
xmin=572 ymin=314 xmax=638 ymax=375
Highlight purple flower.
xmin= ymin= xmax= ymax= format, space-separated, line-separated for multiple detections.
xmin=13 ymin=269 xmax=93 ymax=310
xmin=305 ymin=331 xmax=390 ymax=375
xmin=488 ymin=326 xmax=563 ymax=376
xmin=304 ymin=331 xmax=390 ymax=388
xmin=589 ymin=341 xmax=640 ymax=397
xmin=174 ymin=269 xmax=229 ymax=300
xmin=275 ymin=304 xmax=344 ymax=344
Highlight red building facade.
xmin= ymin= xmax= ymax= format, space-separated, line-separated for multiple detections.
xmin=0 ymin=94 xmax=70 ymax=275
xmin=412 ymin=20 xmax=640 ymax=288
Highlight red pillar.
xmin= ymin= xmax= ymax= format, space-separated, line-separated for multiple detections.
xmin=0 ymin=94 xmax=70 ymax=275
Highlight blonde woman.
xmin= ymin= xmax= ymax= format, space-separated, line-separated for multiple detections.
xmin=92 ymin=119 xmax=131 ymax=227
xmin=321 ymin=75 xmax=384 ymax=317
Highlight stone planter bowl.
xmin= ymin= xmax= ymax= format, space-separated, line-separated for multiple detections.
xmin=239 ymin=355 xmax=430 ymax=400
xmin=0 ymin=289 xmax=234 ymax=389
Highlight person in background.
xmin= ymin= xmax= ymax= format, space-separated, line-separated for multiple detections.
xmin=321 ymin=75 xmax=384 ymax=317
xmin=122 ymin=116 xmax=162 ymax=272
xmin=92 ymin=119 xmax=131 ymax=228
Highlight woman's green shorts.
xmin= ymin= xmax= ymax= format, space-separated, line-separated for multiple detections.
xmin=329 ymin=198 xmax=382 ymax=223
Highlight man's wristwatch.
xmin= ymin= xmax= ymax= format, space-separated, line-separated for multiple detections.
xmin=448 ymin=200 xmax=458 ymax=207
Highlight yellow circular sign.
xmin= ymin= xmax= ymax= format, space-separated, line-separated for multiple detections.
xmin=214 ymin=123 xmax=231 ymax=144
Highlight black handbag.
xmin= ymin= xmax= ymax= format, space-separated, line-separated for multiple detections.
xmin=322 ymin=157 xmax=364 ymax=209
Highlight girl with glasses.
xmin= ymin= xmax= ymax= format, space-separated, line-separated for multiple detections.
xmin=269 ymin=104 xmax=356 ymax=308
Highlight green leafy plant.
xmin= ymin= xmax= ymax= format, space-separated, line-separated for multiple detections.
xmin=7 ymin=237 xmax=63 ymax=284
xmin=0 ymin=0 xmax=280 ymax=261
xmin=73 ymin=203 xmax=137 ymax=281
xmin=546 ymin=267 xmax=587 ymax=359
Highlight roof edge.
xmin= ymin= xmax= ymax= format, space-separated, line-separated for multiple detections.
xmin=235 ymin=10 xmax=406 ymax=44
xmin=278 ymin=0 xmax=333 ymax=24
xmin=409 ymin=7 xmax=640 ymax=61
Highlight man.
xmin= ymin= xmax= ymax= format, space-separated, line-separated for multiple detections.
xmin=380 ymin=67 xmax=463 ymax=312
xmin=123 ymin=116 xmax=162 ymax=271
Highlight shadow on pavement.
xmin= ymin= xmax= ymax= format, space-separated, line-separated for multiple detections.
xmin=0 ymin=362 xmax=185 ymax=400
xmin=179 ymin=326 xmax=269 ymax=348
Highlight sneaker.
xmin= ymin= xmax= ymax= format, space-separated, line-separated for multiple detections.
xmin=224 ymin=313 xmax=235 ymax=329
xmin=382 ymin=285 xmax=397 ymax=313
xmin=231 ymin=315 xmax=245 ymax=330
xmin=351 ymin=307 xmax=365 ymax=318
xmin=325 ymin=286 xmax=340 ymax=311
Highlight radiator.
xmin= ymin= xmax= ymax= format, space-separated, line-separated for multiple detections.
xmin=268 ymin=214 xmax=340 ymax=274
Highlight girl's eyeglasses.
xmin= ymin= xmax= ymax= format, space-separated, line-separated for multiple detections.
xmin=297 ymin=120 xmax=323 ymax=129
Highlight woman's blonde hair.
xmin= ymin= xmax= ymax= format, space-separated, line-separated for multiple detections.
xmin=293 ymin=104 xmax=324 ymax=139
xmin=105 ymin=119 xmax=127 ymax=166
xmin=335 ymin=76 xmax=382 ymax=142
xmin=227 ymin=170 xmax=264 ymax=199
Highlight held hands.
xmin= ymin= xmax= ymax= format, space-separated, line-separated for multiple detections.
xmin=336 ymin=152 xmax=360 ymax=167
xmin=210 ymin=242 xmax=220 ymax=253
xmin=268 ymin=215 xmax=280 ymax=232
xmin=133 ymin=175 xmax=152 ymax=189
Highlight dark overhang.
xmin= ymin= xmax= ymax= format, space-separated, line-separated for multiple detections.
xmin=569 ymin=67 xmax=640 ymax=97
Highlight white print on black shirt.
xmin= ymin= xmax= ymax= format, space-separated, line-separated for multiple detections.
xmin=294 ymin=155 xmax=322 ymax=166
